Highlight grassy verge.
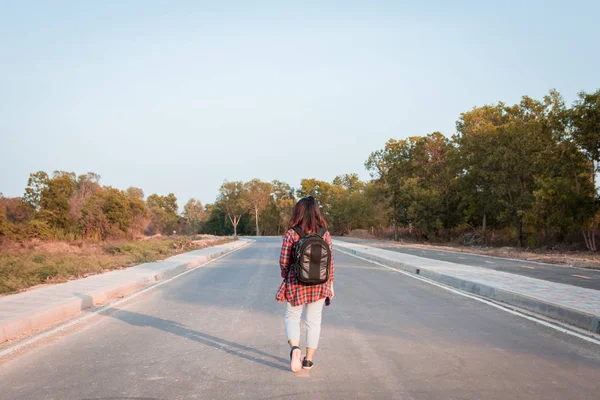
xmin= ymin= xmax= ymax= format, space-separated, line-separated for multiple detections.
xmin=0 ymin=236 xmax=232 ymax=294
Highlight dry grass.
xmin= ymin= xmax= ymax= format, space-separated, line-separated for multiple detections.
xmin=347 ymin=229 xmax=378 ymax=240
xmin=0 ymin=236 xmax=231 ymax=294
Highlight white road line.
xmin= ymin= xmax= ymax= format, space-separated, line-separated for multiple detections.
xmin=458 ymin=257 xmax=467 ymax=260
xmin=338 ymin=249 xmax=600 ymax=347
xmin=573 ymin=275 xmax=593 ymax=280
xmin=0 ymin=241 xmax=254 ymax=358
xmin=484 ymin=261 xmax=495 ymax=264
xmin=521 ymin=266 xmax=536 ymax=269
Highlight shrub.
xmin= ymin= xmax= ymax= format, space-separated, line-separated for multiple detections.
xmin=24 ymin=220 xmax=54 ymax=240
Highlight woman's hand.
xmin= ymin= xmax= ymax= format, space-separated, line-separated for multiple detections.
xmin=330 ymin=282 xmax=335 ymax=299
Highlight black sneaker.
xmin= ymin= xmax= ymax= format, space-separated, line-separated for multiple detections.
xmin=302 ymin=357 xmax=314 ymax=370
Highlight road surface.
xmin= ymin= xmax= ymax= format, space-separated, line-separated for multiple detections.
xmin=1 ymin=237 xmax=599 ymax=399
xmin=337 ymin=237 xmax=600 ymax=290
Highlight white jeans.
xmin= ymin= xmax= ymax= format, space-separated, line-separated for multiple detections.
xmin=284 ymin=299 xmax=326 ymax=349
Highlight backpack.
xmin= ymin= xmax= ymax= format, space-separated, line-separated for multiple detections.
xmin=291 ymin=226 xmax=332 ymax=285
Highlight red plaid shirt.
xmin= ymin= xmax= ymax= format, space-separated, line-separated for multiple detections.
xmin=275 ymin=228 xmax=335 ymax=306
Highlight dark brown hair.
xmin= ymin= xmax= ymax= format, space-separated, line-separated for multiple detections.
xmin=287 ymin=196 xmax=328 ymax=233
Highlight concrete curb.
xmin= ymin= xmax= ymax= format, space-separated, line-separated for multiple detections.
xmin=335 ymin=242 xmax=600 ymax=334
xmin=0 ymin=239 xmax=252 ymax=344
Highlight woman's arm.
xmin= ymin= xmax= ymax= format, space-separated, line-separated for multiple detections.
xmin=279 ymin=230 xmax=294 ymax=279
xmin=325 ymin=231 xmax=334 ymax=282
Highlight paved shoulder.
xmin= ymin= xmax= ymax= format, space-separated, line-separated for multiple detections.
xmin=336 ymin=237 xmax=600 ymax=290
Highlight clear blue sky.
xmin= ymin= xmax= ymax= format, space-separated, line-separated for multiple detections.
xmin=1 ymin=1 xmax=598 ymax=207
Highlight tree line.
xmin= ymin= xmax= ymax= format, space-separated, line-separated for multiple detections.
xmin=368 ymin=89 xmax=599 ymax=250
xmin=0 ymin=171 xmax=207 ymax=242
xmin=2 ymin=88 xmax=598 ymax=250
xmin=200 ymin=177 xmax=388 ymax=238
xmin=206 ymin=89 xmax=599 ymax=251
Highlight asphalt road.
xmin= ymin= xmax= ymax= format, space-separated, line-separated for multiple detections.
xmin=1 ymin=238 xmax=599 ymax=399
xmin=337 ymin=237 xmax=600 ymax=291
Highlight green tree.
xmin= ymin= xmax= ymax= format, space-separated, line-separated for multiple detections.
xmin=217 ymin=181 xmax=248 ymax=237
xmin=69 ymin=173 xmax=101 ymax=222
xmin=455 ymin=104 xmax=509 ymax=238
xmin=80 ymin=190 xmax=110 ymax=240
xmin=126 ymin=187 xmax=144 ymax=200
xmin=203 ymin=203 xmax=231 ymax=235
xmin=332 ymin=173 xmax=362 ymax=192
xmin=183 ymin=198 xmax=207 ymax=234
xmin=571 ymin=89 xmax=600 ymax=250
xmin=258 ymin=202 xmax=281 ymax=236
xmin=271 ymin=180 xmax=296 ymax=235
xmin=455 ymin=98 xmax=550 ymax=247
xmin=329 ymin=174 xmax=367 ymax=234
xmin=23 ymin=171 xmax=49 ymax=212
xmin=147 ymin=193 xmax=179 ymax=235
xmin=126 ymin=188 xmax=150 ymax=239
xmin=245 ymin=179 xmax=273 ymax=236
xmin=523 ymin=91 xmax=593 ymax=245
xmin=79 ymin=187 xmax=136 ymax=240
xmin=296 ymin=179 xmax=333 ymax=221
xmin=102 ymin=187 xmax=132 ymax=234
xmin=366 ymin=138 xmax=413 ymax=240
xmin=26 ymin=171 xmax=78 ymax=236
xmin=363 ymin=181 xmax=392 ymax=232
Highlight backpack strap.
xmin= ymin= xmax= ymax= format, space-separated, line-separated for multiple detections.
xmin=318 ymin=227 xmax=328 ymax=237
xmin=292 ymin=226 xmax=307 ymax=238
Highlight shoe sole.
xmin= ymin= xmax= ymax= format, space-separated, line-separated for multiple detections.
xmin=290 ymin=349 xmax=302 ymax=372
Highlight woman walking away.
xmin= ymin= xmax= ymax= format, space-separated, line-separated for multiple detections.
xmin=276 ymin=196 xmax=335 ymax=373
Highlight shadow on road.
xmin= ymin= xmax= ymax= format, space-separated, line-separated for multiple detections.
xmin=103 ymin=308 xmax=290 ymax=372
